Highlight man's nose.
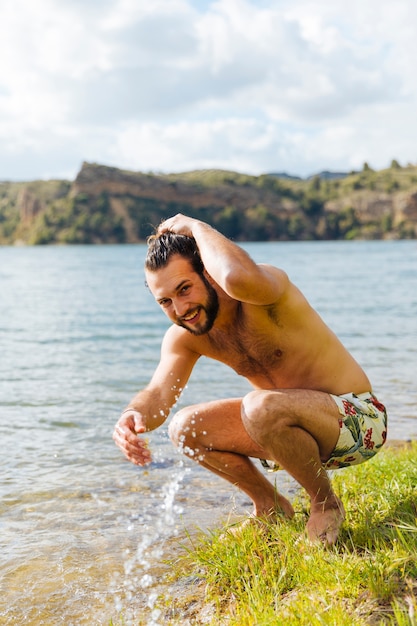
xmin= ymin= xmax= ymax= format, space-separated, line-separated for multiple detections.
xmin=173 ymin=298 xmax=189 ymax=317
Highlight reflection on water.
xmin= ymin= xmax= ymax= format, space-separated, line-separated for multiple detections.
xmin=1 ymin=461 xmax=293 ymax=625
xmin=1 ymin=463 xmax=188 ymax=624
xmin=0 ymin=241 xmax=416 ymax=624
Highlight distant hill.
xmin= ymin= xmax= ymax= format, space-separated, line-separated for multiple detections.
xmin=307 ymin=171 xmax=352 ymax=181
xmin=1 ymin=161 xmax=416 ymax=244
xmin=267 ymin=172 xmax=303 ymax=181
xmin=268 ymin=170 xmax=351 ymax=181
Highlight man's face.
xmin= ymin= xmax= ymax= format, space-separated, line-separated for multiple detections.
xmin=146 ymin=256 xmax=219 ymax=335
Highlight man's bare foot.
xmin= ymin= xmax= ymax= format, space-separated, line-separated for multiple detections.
xmin=272 ymin=492 xmax=296 ymax=521
xmin=306 ymin=497 xmax=345 ymax=546
xmin=223 ymin=513 xmax=271 ymax=538
xmin=224 ymin=495 xmax=295 ymax=538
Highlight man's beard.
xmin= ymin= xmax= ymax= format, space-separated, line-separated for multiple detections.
xmin=176 ymin=276 xmax=219 ymax=336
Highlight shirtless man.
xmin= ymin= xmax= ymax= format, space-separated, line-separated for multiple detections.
xmin=113 ymin=214 xmax=387 ymax=545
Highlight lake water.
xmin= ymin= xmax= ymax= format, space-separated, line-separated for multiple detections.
xmin=1 ymin=240 xmax=416 ymax=625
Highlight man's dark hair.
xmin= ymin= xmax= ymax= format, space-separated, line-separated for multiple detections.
xmin=145 ymin=231 xmax=204 ymax=275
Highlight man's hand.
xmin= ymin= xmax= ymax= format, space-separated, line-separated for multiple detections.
xmin=113 ymin=410 xmax=152 ymax=466
xmin=158 ymin=214 xmax=200 ymax=238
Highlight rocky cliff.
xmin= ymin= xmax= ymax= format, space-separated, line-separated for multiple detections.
xmin=1 ymin=161 xmax=416 ymax=244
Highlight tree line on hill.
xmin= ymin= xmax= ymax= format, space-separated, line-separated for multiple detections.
xmin=0 ymin=160 xmax=416 ymax=244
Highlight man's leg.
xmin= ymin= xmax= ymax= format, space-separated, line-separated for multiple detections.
xmin=168 ymin=397 xmax=295 ymax=520
xmin=169 ymin=389 xmax=345 ymax=544
xmin=241 ymin=389 xmax=344 ymax=545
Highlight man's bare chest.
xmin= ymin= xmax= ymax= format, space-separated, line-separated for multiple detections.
xmin=202 ymin=323 xmax=285 ymax=378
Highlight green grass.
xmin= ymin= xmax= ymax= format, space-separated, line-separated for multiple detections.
xmin=157 ymin=442 xmax=417 ymax=625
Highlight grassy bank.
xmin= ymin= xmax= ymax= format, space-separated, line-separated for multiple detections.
xmin=156 ymin=442 xmax=417 ymax=625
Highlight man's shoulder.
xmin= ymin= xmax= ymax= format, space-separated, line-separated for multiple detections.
xmin=237 ymin=275 xmax=312 ymax=327
xmin=162 ymin=324 xmax=202 ymax=355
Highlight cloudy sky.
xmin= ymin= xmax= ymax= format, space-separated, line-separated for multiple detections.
xmin=1 ymin=0 xmax=416 ymax=181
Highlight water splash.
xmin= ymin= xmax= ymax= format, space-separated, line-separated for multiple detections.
xmin=111 ymin=461 xmax=189 ymax=625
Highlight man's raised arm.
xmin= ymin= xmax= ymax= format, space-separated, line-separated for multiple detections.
xmin=113 ymin=326 xmax=199 ymax=466
xmin=158 ymin=214 xmax=289 ymax=305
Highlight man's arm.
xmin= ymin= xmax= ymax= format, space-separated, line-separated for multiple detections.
xmin=113 ymin=326 xmax=199 ymax=466
xmin=158 ymin=214 xmax=289 ymax=305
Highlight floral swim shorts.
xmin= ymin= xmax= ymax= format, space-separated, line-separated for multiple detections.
xmin=260 ymin=391 xmax=388 ymax=472
xmin=324 ymin=392 xmax=388 ymax=469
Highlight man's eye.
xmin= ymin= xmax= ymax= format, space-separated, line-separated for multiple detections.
xmin=180 ymin=285 xmax=190 ymax=293
xmin=159 ymin=299 xmax=171 ymax=307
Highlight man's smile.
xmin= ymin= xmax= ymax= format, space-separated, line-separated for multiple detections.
xmin=181 ymin=307 xmax=201 ymax=323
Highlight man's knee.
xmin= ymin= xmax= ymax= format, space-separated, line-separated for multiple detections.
xmin=168 ymin=406 xmax=201 ymax=448
xmin=241 ymin=390 xmax=290 ymax=444
xmin=168 ymin=408 xmax=186 ymax=446
xmin=242 ymin=389 xmax=286 ymax=422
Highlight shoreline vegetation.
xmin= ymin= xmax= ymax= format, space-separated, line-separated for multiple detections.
xmin=1 ymin=160 xmax=417 ymax=245
xmin=116 ymin=441 xmax=417 ymax=625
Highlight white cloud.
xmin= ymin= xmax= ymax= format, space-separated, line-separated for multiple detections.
xmin=112 ymin=118 xmax=284 ymax=174
xmin=0 ymin=0 xmax=416 ymax=180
